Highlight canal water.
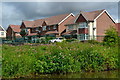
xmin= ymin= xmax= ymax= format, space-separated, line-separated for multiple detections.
xmin=27 ymin=70 xmax=118 ymax=78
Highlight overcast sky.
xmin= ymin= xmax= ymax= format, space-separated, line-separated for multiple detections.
xmin=0 ymin=1 xmax=119 ymax=29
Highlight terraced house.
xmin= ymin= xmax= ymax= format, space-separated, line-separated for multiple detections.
xmin=116 ymin=23 xmax=120 ymax=36
xmin=6 ymin=25 xmax=21 ymax=40
xmin=6 ymin=9 xmax=117 ymax=42
xmin=64 ymin=9 xmax=116 ymax=42
xmin=20 ymin=13 xmax=74 ymax=41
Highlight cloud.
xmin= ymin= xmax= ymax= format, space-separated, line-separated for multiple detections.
xmin=2 ymin=2 xmax=118 ymax=29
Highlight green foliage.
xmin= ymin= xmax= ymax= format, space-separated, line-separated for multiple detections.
xmin=66 ymin=38 xmax=78 ymax=42
xmin=2 ymin=42 xmax=118 ymax=78
xmin=103 ymin=26 xmax=119 ymax=46
xmin=87 ymin=40 xmax=99 ymax=44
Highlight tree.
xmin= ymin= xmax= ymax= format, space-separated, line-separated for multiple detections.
xmin=103 ymin=26 xmax=119 ymax=46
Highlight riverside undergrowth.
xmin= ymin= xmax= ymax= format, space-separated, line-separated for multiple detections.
xmin=2 ymin=42 xmax=118 ymax=78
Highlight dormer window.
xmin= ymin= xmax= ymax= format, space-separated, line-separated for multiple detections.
xmin=53 ymin=25 xmax=56 ymax=29
xmin=43 ymin=26 xmax=46 ymax=31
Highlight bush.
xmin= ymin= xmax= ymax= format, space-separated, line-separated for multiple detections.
xmin=103 ymin=26 xmax=119 ymax=46
xmin=87 ymin=40 xmax=99 ymax=44
xmin=66 ymin=38 xmax=78 ymax=42
xmin=2 ymin=42 xmax=118 ymax=78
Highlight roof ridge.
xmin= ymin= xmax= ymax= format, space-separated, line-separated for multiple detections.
xmin=35 ymin=13 xmax=70 ymax=21
xmin=86 ymin=9 xmax=105 ymax=13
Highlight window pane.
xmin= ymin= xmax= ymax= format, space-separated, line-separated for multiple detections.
xmin=79 ymin=22 xmax=87 ymax=28
xmin=43 ymin=26 xmax=46 ymax=31
xmin=1 ymin=32 xmax=4 ymax=35
xmin=53 ymin=26 xmax=56 ymax=29
xmin=80 ymin=34 xmax=85 ymax=40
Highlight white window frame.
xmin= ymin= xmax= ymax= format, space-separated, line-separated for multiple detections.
xmin=43 ymin=26 xmax=46 ymax=31
xmin=78 ymin=22 xmax=88 ymax=28
xmin=1 ymin=32 xmax=4 ymax=36
xmin=79 ymin=34 xmax=89 ymax=41
xmin=53 ymin=25 xmax=56 ymax=29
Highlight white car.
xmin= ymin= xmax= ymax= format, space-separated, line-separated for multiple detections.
xmin=49 ymin=37 xmax=66 ymax=43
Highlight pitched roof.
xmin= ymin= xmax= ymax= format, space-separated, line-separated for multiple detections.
xmin=22 ymin=13 xmax=71 ymax=28
xmin=22 ymin=21 xmax=34 ymax=28
xmin=81 ymin=9 xmax=105 ymax=21
xmin=9 ymin=25 xmax=21 ymax=32
xmin=34 ymin=19 xmax=45 ymax=27
xmin=65 ymin=9 xmax=105 ymax=25
xmin=0 ymin=25 xmax=6 ymax=31
xmin=65 ymin=14 xmax=78 ymax=25
xmin=44 ymin=13 xmax=70 ymax=25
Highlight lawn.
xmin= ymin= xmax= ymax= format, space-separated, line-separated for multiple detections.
xmin=2 ymin=41 xmax=118 ymax=78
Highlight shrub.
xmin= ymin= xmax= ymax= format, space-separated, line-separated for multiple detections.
xmin=2 ymin=42 xmax=118 ymax=78
xmin=87 ymin=40 xmax=99 ymax=44
xmin=103 ymin=26 xmax=119 ymax=46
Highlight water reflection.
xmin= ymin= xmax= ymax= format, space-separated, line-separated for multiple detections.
xmin=33 ymin=70 xmax=118 ymax=78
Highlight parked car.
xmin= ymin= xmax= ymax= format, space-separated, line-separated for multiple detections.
xmin=49 ymin=37 xmax=66 ymax=43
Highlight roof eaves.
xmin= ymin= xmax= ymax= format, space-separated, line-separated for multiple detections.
xmin=58 ymin=13 xmax=75 ymax=25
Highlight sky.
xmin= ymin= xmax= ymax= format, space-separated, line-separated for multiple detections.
xmin=0 ymin=1 xmax=119 ymax=29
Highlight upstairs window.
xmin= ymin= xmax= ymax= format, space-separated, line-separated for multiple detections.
xmin=48 ymin=27 xmax=51 ymax=30
xmin=1 ymin=32 xmax=4 ymax=36
xmin=79 ymin=22 xmax=88 ymax=28
xmin=53 ymin=25 xmax=56 ymax=29
xmin=68 ymin=25 xmax=74 ymax=30
xmin=43 ymin=26 xmax=46 ymax=31
xmin=24 ymin=29 xmax=28 ymax=32
xmin=35 ymin=27 xmax=39 ymax=31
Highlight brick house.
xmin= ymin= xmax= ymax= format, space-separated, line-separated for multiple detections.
xmin=20 ymin=13 xmax=74 ymax=39
xmin=0 ymin=25 xmax=6 ymax=39
xmin=6 ymin=25 xmax=21 ymax=40
xmin=64 ymin=9 xmax=116 ymax=42
xmin=115 ymin=23 xmax=120 ymax=36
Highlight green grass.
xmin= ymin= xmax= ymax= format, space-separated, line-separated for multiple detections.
xmin=2 ymin=42 xmax=118 ymax=78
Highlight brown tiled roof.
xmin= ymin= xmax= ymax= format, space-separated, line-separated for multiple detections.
xmin=34 ymin=19 xmax=45 ymax=27
xmin=23 ymin=13 xmax=70 ymax=28
xmin=65 ymin=14 xmax=78 ymax=25
xmin=45 ymin=30 xmax=59 ymax=34
xmin=9 ymin=25 xmax=21 ymax=32
xmin=65 ymin=9 xmax=105 ymax=25
xmin=23 ymin=21 xmax=34 ymax=27
xmin=62 ymin=30 xmax=77 ymax=35
xmin=44 ymin=13 xmax=70 ymax=25
xmin=81 ymin=9 xmax=104 ymax=21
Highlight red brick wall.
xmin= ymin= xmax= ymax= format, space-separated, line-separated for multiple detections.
xmin=58 ymin=14 xmax=74 ymax=35
xmin=96 ymin=12 xmax=115 ymax=41
xmin=6 ymin=27 xmax=15 ymax=40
